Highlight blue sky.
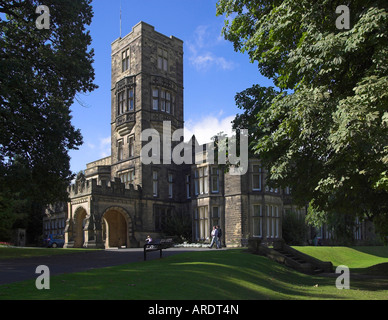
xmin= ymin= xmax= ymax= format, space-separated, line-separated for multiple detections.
xmin=69 ymin=0 xmax=273 ymax=173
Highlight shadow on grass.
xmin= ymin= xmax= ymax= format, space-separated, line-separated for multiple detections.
xmin=352 ymin=262 xmax=388 ymax=277
xmin=349 ymin=276 xmax=388 ymax=292
xmin=351 ymin=246 xmax=388 ymax=259
xmin=1 ymin=250 xmax=387 ymax=300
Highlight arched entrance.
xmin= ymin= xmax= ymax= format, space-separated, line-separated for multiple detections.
xmin=102 ymin=207 xmax=131 ymax=248
xmin=74 ymin=207 xmax=87 ymax=248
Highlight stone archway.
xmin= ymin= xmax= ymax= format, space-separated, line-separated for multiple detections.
xmin=102 ymin=207 xmax=132 ymax=248
xmin=74 ymin=207 xmax=87 ymax=248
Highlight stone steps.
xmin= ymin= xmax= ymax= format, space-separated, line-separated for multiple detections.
xmin=274 ymin=248 xmax=326 ymax=274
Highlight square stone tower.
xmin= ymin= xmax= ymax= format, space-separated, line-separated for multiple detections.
xmin=110 ymin=22 xmax=185 ymax=198
xmin=66 ymin=22 xmax=188 ymax=249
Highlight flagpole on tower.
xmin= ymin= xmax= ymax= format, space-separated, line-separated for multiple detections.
xmin=120 ymin=0 xmax=122 ymax=38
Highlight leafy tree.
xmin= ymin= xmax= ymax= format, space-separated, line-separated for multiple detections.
xmin=0 ymin=0 xmax=97 ymax=241
xmin=164 ymin=211 xmax=192 ymax=243
xmin=217 ymin=0 xmax=388 ymax=239
xmin=306 ymin=202 xmax=356 ymax=245
xmin=282 ymin=210 xmax=308 ymax=245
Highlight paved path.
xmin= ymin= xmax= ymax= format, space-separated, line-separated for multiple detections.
xmin=0 ymin=247 xmax=210 ymax=285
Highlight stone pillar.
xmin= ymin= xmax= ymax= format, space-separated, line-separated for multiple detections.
xmin=64 ymin=202 xmax=74 ymax=248
xmin=224 ymin=195 xmax=243 ymax=247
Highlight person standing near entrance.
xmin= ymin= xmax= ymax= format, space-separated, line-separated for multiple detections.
xmin=216 ymin=225 xmax=222 ymax=248
xmin=209 ymin=226 xmax=219 ymax=249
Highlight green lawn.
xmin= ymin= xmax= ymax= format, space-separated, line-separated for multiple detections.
xmin=1 ymin=249 xmax=387 ymax=300
xmin=293 ymin=246 xmax=388 ymax=275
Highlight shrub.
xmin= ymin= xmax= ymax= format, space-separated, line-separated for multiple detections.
xmin=282 ymin=211 xmax=308 ymax=245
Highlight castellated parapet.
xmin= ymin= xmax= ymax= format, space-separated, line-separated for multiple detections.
xmin=68 ymin=177 xmax=142 ymax=199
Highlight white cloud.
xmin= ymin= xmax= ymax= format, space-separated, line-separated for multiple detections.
xmin=99 ymin=137 xmax=111 ymax=158
xmin=187 ymin=25 xmax=236 ymax=72
xmin=193 ymin=25 xmax=208 ymax=48
xmin=190 ymin=52 xmax=235 ymax=71
xmin=87 ymin=142 xmax=96 ymax=149
xmin=184 ymin=114 xmax=235 ymax=145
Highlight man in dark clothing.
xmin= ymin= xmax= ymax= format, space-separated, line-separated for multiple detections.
xmin=216 ymin=225 xmax=222 ymax=248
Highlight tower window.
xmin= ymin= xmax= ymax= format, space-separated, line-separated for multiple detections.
xmin=161 ymin=90 xmax=166 ymax=112
xmin=168 ymin=173 xmax=173 ymax=198
xmin=117 ymin=87 xmax=135 ymax=115
xmin=157 ymin=48 xmax=168 ymax=72
xmin=165 ymin=91 xmax=171 ymax=113
xmin=152 ymin=89 xmax=159 ymax=110
xmin=122 ymin=48 xmax=129 ymax=72
xmin=128 ymin=135 xmax=134 ymax=157
xmin=117 ymin=139 xmax=124 ymax=161
xmin=118 ymin=91 xmax=125 ymax=115
xmin=127 ymin=88 xmax=134 ymax=111
xmin=151 ymin=87 xmax=174 ymax=114
xmin=153 ymin=170 xmax=158 ymax=197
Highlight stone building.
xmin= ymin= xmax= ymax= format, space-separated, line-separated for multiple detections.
xmin=63 ymin=21 xmax=303 ymax=249
xmin=43 ymin=203 xmax=67 ymax=239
